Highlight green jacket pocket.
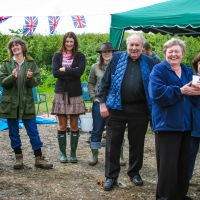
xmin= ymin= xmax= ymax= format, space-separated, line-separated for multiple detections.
xmin=0 ymin=96 xmax=11 ymax=114
xmin=24 ymin=98 xmax=35 ymax=114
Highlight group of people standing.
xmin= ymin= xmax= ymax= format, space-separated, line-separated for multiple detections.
xmin=89 ymin=32 xmax=200 ymax=199
xmin=0 ymin=31 xmax=199 ymax=199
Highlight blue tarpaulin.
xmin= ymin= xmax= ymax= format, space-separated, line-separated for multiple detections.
xmin=0 ymin=116 xmax=57 ymax=131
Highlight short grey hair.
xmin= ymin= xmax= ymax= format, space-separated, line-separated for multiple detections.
xmin=126 ymin=32 xmax=146 ymax=46
xmin=163 ymin=38 xmax=186 ymax=55
xmin=8 ymin=38 xmax=28 ymax=56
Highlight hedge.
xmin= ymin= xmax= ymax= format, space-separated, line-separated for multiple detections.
xmin=1 ymin=31 xmax=200 ymax=87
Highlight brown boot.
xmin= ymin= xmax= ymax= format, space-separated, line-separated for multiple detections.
xmin=35 ymin=156 xmax=53 ymax=169
xmin=14 ymin=154 xmax=23 ymax=169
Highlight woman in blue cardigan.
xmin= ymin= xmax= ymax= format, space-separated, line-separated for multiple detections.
xmin=149 ymin=38 xmax=200 ymax=199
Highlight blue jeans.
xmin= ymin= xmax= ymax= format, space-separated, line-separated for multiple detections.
xmin=90 ymin=101 xmax=106 ymax=149
xmin=7 ymin=118 xmax=43 ymax=151
xmin=189 ymin=136 xmax=200 ymax=180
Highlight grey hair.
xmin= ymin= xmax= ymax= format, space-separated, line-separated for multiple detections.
xmin=126 ymin=32 xmax=146 ymax=46
xmin=163 ymin=38 xmax=186 ymax=55
xmin=8 ymin=38 xmax=28 ymax=56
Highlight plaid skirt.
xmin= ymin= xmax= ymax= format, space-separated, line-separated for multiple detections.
xmin=51 ymin=93 xmax=86 ymax=115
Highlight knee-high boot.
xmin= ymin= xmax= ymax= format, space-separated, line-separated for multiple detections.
xmin=70 ymin=130 xmax=79 ymax=163
xmin=57 ymin=130 xmax=68 ymax=163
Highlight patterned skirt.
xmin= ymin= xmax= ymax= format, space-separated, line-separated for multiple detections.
xmin=51 ymin=93 xmax=86 ymax=115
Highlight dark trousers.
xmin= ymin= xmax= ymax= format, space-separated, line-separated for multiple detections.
xmin=155 ymin=131 xmax=190 ymax=200
xmin=105 ymin=104 xmax=149 ymax=178
xmin=189 ymin=136 xmax=200 ymax=180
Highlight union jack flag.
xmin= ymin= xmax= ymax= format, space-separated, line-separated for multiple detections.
xmin=71 ymin=15 xmax=86 ymax=28
xmin=0 ymin=16 xmax=12 ymax=23
xmin=48 ymin=16 xmax=60 ymax=34
xmin=23 ymin=16 xmax=38 ymax=36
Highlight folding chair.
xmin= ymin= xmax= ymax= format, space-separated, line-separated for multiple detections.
xmin=32 ymin=87 xmax=49 ymax=116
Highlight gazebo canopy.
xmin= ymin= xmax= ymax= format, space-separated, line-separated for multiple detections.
xmin=110 ymin=0 xmax=200 ymax=49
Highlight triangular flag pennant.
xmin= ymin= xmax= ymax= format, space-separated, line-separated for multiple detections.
xmin=48 ymin=16 xmax=61 ymax=34
xmin=0 ymin=16 xmax=12 ymax=24
xmin=71 ymin=15 xmax=86 ymax=28
xmin=23 ymin=16 xmax=38 ymax=36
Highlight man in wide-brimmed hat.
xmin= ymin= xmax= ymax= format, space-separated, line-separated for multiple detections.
xmin=87 ymin=42 xmax=126 ymax=167
xmin=98 ymin=32 xmax=154 ymax=191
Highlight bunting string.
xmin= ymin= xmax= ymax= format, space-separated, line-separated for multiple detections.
xmin=0 ymin=15 xmax=87 ymax=36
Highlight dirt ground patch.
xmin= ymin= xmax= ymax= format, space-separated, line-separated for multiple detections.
xmin=0 ymin=123 xmax=199 ymax=200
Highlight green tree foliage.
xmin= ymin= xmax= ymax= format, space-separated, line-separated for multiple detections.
xmin=143 ymin=33 xmax=200 ymax=66
xmin=1 ymin=31 xmax=200 ymax=88
xmin=78 ymin=33 xmax=109 ymax=81
xmin=0 ymin=34 xmax=13 ymax=61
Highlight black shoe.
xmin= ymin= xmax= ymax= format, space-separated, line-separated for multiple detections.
xmin=130 ymin=174 xmax=143 ymax=186
xmin=103 ymin=178 xmax=117 ymax=191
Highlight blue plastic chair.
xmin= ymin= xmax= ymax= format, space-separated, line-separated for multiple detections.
xmin=32 ymin=87 xmax=49 ymax=116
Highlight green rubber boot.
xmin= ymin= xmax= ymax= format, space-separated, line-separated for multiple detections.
xmin=57 ymin=131 xmax=68 ymax=163
xmin=120 ymin=147 xmax=126 ymax=166
xmin=70 ymin=131 xmax=79 ymax=163
xmin=89 ymin=149 xmax=98 ymax=166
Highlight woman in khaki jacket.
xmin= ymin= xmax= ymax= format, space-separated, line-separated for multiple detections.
xmin=88 ymin=42 xmax=126 ymax=166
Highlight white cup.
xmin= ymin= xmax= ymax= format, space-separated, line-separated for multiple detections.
xmin=192 ymin=75 xmax=199 ymax=84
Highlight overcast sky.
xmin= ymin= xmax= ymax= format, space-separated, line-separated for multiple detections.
xmin=0 ymin=0 xmax=168 ymax=35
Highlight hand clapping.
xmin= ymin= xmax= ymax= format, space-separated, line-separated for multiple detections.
xmin=27 ymin=69 xmax=33 ymax=79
